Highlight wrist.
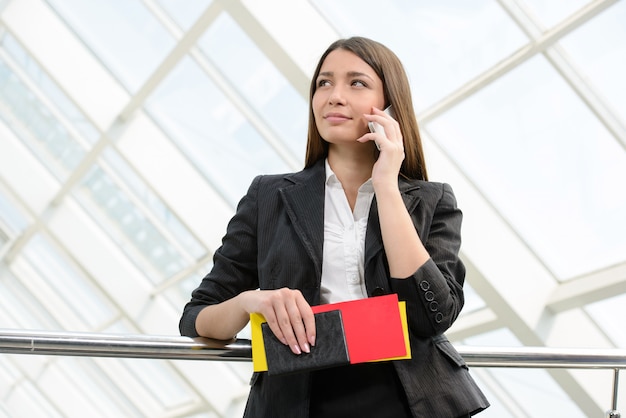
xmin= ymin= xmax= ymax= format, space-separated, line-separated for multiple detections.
xmin=373 ymin=180 xmax=401 ymax=198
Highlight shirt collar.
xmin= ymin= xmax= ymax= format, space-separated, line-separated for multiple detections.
xmin=324 ymin=158 xmax=374 ymax=192
xmin=325 ymin=158 xmax=340 ymax=186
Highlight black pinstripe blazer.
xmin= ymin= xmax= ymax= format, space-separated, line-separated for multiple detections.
xmin=180 ymin=159 xmax=489 ymax=417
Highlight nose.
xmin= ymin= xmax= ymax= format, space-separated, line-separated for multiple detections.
xmin=328 ymin=85 xmax=346 ymax=105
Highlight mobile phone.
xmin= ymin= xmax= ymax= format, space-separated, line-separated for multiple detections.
xmin=368 ymin=106 xmax=393 ymax=150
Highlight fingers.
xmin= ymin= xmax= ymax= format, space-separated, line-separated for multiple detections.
xmin=297 ymin=295 xmax=317 ymax=348
xmin=360 ymin=107 xmax=402 ymax=151
xmin=257 ymin=288 xmax=315 ymax=355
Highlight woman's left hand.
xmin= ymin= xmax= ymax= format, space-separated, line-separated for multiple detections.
xmin=359 ymin=107 xmax=405 ymax=186
xmin=358 ymin=107 xmax=404 ymax=186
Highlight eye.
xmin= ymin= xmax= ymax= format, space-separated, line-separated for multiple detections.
xmin=317 ymin=79 xmax=331 ymax=87
xmin=351 ymin=79 xmax=367 ymax=87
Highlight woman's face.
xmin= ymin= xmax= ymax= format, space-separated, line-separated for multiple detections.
xmin=312 ymin=49 xmax=385 ymax=146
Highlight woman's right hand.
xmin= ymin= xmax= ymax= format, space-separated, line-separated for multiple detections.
xmin=239 ymin=288 xmax=316 ymax=355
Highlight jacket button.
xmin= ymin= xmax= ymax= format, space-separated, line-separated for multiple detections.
xmin=424 ymin=290 xmax=434 ymax=301
xmin=419 ymin=280 xmax=430 ymax=291
xmin=435 ymin=312 xmax=444 ymax=323
xmin=429 ymin=301 xmax=439 ymax=312
xmin=372 ymin=287 xmax=385 ymax=296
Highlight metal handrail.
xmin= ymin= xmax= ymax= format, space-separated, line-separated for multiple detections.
xmin=2 ymin=328 xmax=626 ymax=367
xmin=0 ymin=329 xmax=252 ymax=360
xmin=1 ymin=328 xmax=624 ymax=416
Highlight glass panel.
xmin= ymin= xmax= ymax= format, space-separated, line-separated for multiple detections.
xmin=101 ymin=148 xmax=206 ymax=260
xmin=0 ymin=58 xmax=87 ymax=180
xmin=198 ymin=12 xmax=308 ymax=158
xmin=45 ymin=358 xmax=142 ymax=417
xmin=155 ymin=0 xmax=214 ymax=30
xmin=22 ymin=234 xmax=118 ymax=328
xmin=104 ymin=321 xmax=194 ymax=409
xmin=0 ymin=357 xmax=20 ymax=402
xmin=461 ymin=283 xmax=486 ymax=314
xmin=310 ymin=0 xmax=529 ymax=110
xmin=163 ymin=261 xmax=213 ymax=307
xmin=146 ymin=54 xmax=291 ymax=206
xmin=46 ymin=0 xmax=176 ymax=92
xmin=0 ymin=188 xmax=30 ymax=234
xmin=0 ymin=264 xmax=61 ymax=329
xmin=427 ymin=55 xmax=626 ymax=280
xmin=586 ymin=292 xmax=626 ymax=347
xmin=3 ymin=379 xmax=64 ymax=418
xmin=465 ymin=328 xmax=586 ymax=417
xmin=1 ymin=32 xmax=100 ymax=143
xmin=520 ymin=0 xmax=592 ymax=28
xmin=559 ymin=1 xmax=626 ymax=125
xmin=75 ymin=158 xmax=190 ymax=283
xmin=115 ymin=358 xmax=193 ymax=409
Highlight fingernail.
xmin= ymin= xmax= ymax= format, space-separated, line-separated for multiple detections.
xmin=292 ymin=345 xmax=301 ymax=355
xmin=310 ymin=335 xmax=316 ymax=347
xmin=302 ymin=343 xmax=310 ymax=353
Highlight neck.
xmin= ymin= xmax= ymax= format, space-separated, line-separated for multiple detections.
xmin=327 ymin=145 xmax=375 ymax=190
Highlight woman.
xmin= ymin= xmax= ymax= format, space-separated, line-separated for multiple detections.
xmin=180 ymin=36 xmax=489 ymax=417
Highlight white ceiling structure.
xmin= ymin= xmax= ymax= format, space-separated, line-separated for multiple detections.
xmin=1 ymin=0 xmax=625 ymax=416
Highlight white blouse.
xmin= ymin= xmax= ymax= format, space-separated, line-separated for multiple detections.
xmin=320 ymin=159 xmax=375 ymax=304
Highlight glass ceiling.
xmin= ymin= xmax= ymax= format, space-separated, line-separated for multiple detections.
xmin=1 ymin=0 xmax=625 ymax=416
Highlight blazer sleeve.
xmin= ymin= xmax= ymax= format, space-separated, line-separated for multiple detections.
xmin=179 ymin=176 xmax=262 ymax=337
xmin=390 ymin=182 xmax=466 ymax=337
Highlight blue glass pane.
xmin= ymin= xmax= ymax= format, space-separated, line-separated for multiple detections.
xmin=22 ymin=234 xmax=118 ymax=328
xmin=0 ymin=58 xmax=86 ymax=179
xmin=461 ymin=283 xmax=486 ymax=314
xmin=586 ymin=293 xmax=626 ymax=348
xmin=78 ymin=163 xmax=189 ymax=282
xmin=465 ymin=329 xmax=586 ymax=417
xmin=199 ymin=12 xmax=308 ymax=159
xmin=100 ymin=321 xmax=196 ymax=410
xmin=146 ymin=55 xmax=290 ymax=206
xmin=164 ymin=261 xmax=213 ymax=308
xmin=0 ymin=267 xmax=60 ymax=329
xmin=101 ymin=148 xmax=206 ymax=260
xmin=428 ymin=55 xmax=626 ymax=279
xmin=47 ymin=0 xmax=176 ymax=92
xmin=155 ymin=0 xmax=214 ymax=30
xmin=560 ymin=1 xmax=626 ymax=125
xmin=521 ymin=0 xmax=592 ymax=28
xmin=0 ymin=189 xmax=29 ymax=234
xmin=1 ymin=33 xmax=99 ymax=143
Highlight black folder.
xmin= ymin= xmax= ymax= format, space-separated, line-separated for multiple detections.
xmin=261 ymin=309 xmax=349 ymax=376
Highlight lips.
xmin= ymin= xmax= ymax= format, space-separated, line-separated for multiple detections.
xmin=324 ymin=112 xmax=351 ymax=123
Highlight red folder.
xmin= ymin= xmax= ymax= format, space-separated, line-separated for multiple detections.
xmin=312 ymin=294 xmax=407 ymax=364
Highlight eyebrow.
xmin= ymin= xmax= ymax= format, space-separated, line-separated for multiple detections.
xmin=317 ymin=71 xmax=375 ymax=81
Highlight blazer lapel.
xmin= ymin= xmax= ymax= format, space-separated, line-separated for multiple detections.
xmin=278 ymin=160 xmax=326 ymax=279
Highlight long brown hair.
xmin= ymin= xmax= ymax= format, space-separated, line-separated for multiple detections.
xmin=304 ymin=37 xmax=428 ymax=181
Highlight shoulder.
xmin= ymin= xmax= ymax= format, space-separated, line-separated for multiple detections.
xmin=252 ymin=159 xmax=325 ymax=190
xmin=400 ymin=178 xmax=455 ymax=197
xmin=400 ymin=179 xmax=459 ymax=210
